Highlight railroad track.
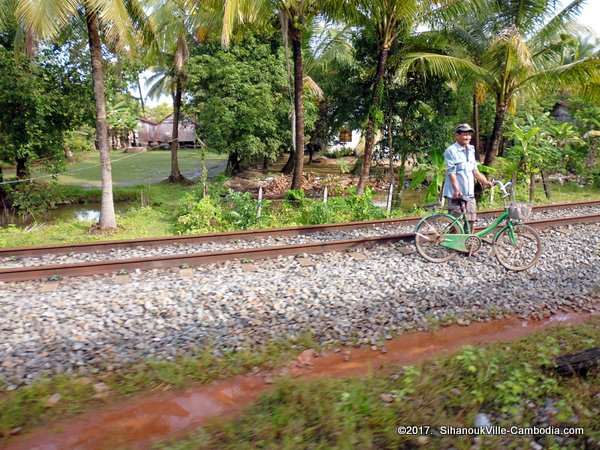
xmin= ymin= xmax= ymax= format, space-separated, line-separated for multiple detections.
xmin=2 ymin=200 xmax=599 ymax=258
xmin=1 ymin=209 xmax=599 ymax=282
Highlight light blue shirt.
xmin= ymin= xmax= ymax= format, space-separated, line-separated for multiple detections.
xmin=443 ymin=142 xmax=477 ymax=198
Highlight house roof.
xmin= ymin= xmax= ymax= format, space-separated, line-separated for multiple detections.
xmin=137 ymin=117 xmax=159 ymax=125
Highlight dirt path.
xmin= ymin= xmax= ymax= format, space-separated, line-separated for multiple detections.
xmin=4 ymin=310 xmax=597 ymax=450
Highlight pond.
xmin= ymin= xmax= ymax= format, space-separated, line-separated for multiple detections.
xmin=0 ymin=202 xmax=137 ymax=228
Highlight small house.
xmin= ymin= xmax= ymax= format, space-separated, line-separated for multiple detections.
xmin=135 ymin=114 xmax=198 ymax=148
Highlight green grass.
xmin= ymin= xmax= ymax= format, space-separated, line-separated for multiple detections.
xmin=2 ymin=320 xmax=598 ymax=447
xmin=0 ymin=183 xmax=198 ymax=247
xmin=3 ymin=150 xmax=227 ymax=187
xmin=0 ymin=332 xmax=320 ymax=438
xmin=156 ymin=318 xmax=600 ymax=450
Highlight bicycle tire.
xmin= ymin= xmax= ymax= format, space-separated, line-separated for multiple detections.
xmin=414 ymin=214 xmax=461 ymax=263
xmin=493 ymin=224 xmax=542 ymax=271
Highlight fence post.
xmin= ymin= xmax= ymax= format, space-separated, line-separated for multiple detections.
xmin=386 ymin=181 xmax=394 ymax=215
xmin=257 ymin=186 xmax=263 ymax=219
xmin=323 ymin=186 xmax=328 ymax=203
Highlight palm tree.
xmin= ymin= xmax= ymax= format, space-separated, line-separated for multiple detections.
xmin=330 ymin=0 xmax=420 ymax=195
xmin=145 ymin=0 xmax=220 ymax=184
xmin=221 ymin=0 xmax=323 ymax=191
xmin=401 ymin=0 xmax=600 ymax=168
xmin=13 ymin=0 xmax=151 ymax=229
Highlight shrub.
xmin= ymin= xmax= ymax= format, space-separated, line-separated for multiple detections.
xmin=173 ymin=192 xmax=224 ymax=234
xmin=5 ymin=182 xmax=70 ymax=217
xmin=345 ymin=188 xmax=386 ymax=221
xmin=223 ymin=190 xmax=266 ymax=230
xmin=284 ymin=189 xmax=305 ymax=207
xmin=300 ymin=198 xmax=346 ymax=224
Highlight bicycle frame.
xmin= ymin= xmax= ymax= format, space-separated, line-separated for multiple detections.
xmin=434 ymin=209 xmax=515 ymax=253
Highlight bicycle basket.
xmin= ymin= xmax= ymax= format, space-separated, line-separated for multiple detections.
xmin=508 ymin=203 xmax=532 ymax=221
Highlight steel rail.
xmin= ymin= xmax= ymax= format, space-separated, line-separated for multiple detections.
xmin=1 ymin=213 xmax=599 ymax=282
xmin=2 ymin=200 xmax=599 ymax=258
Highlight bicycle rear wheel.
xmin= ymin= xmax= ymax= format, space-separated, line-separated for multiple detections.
xmin=493 ymin=224 xmax=542 ymax=271
xmin=414 ymin=214 xmax=461 ymax=263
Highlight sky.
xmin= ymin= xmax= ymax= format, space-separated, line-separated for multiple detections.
xmin=561 ymin=0 xmax=600 ymax=36
xmin=580 ymin=0 xmax=600 ymax=34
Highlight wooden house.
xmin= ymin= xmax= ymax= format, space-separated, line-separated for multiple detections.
xmin=135 ymin=114 xmax=198 ymax=148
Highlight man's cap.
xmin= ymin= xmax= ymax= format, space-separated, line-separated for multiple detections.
xmin=455 ymin=123 xmax=474 ymax=133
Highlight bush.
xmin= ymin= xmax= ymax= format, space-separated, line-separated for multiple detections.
xmin=345 ymin=188 xmax=385 ymax=221
xmin=223 ymin=190 xmax=266 ymax=230
xmin=300 ymin=198 xmax=347 ymax=224
xmin=284 ymin=189 xmax=305 ymax=207
xmin=591 ymin=166 xmax=600 ymax=189
xmin=5 ymin=182 xmax=71 ymax=217
xmin=173 ymin=192 xmax=224 ymax=234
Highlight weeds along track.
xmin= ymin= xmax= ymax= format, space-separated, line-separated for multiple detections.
xmin=1 ymin=202 xmax=600 ymax=282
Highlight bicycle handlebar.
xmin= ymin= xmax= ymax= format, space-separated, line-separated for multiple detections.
xmin=491 ymin=179 xmax=512 ymax=197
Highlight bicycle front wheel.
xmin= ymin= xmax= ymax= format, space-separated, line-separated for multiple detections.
xmin=493 ymin=224 xmax=542 ymax=271
xmin=415 ymin=214 xmax=461 ymax=263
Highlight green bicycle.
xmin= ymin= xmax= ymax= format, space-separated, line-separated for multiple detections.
xmin=414 ymin=180 xmax=542 ymax=271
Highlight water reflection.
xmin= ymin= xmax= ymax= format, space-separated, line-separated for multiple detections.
xmin=74 ymin=209 xmax=101 ymax=222
xmin=1 ymin=203 xmax=135 ymax=228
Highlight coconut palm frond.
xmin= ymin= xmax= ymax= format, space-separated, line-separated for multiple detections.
xmin=0 ymin=0 xmax=16 ymax=32
xmin=444 ymin=26 xmax=487 ymax=58
xmin=87 ymin=0 xmax=135 ymax=49
xmin=530 ymin=0 xmax=585 ymax=47
xmin=398 ymin=52 xmax=490 ymax=84
xmin=303 ymin=75 xmax=324 ymax=100
xmin=428 ymin=0 xmax=491 ymax=28
xmin=527 ymin=56 xmax=600 ymax=101
xmin=306 ymin=21 xmax=354 ymax=74
xmin=15 ymin=0 xmax=77 ymax=38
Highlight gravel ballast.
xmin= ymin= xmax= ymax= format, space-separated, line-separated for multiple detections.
xmin=1 ymin=205 xmax=599 ymax=269
xmin=0 ymin=220 xmax=599 ymax=389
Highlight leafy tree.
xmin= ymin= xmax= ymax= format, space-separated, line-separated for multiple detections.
xmin=0 ymin=47 xmax=74 ymax=181
xmin=402 ymin=0 xmax=600 ymax=170
xmin=185 ymin=34 xmax=290 ymax=174
xmin=220 ymin=0 xmax=326 ymax=190
xmin=145 ymin=0 xmax=222 ymax=183
xmin=504 ymin=112 xmax=562 ymax=201
xmin=12 ymin=0 xmax=152 ymax=229
xmin=332 ymin=0 xmax=424 ymax=195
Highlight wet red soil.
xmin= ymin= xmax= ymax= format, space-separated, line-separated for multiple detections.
xmin=4 ymin=310 xmax=598 ymax=450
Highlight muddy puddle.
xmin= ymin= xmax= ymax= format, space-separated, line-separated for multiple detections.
xmin=4 ymin=311 xmax=598 ymax=450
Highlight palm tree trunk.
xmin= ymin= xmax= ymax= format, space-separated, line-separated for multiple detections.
xmin=282 ymin=149 xmax=295 ymax=174
xmin=168 ymin=74 xmax=186 ymax=183
xmin=387 ymin=100 xmax=394 ymax=180
xmin=290 ymin=26 xmax=305 ymax=191
xmin=472 ymin=92 xmax=480 ymax=162
xmin=357 ymin=46 xmax=389 ymax=195
xmin=484 ymin=101 xmax=507 ymax=168
xmin=86 ymin=8 xmax=117 ymax=229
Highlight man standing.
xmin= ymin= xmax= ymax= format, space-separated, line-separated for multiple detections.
xmin=443 ymin=123 xmax=492 ymax=232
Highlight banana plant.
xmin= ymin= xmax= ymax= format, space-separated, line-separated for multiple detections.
xmin=409 ymin=148 xmax=445 ymax=203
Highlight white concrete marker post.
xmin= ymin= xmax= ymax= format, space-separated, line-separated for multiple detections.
xmin=257 ymin=186 xmax=263 ymax=219
xmin=386 ymin=181 xmax=394 ymax=215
